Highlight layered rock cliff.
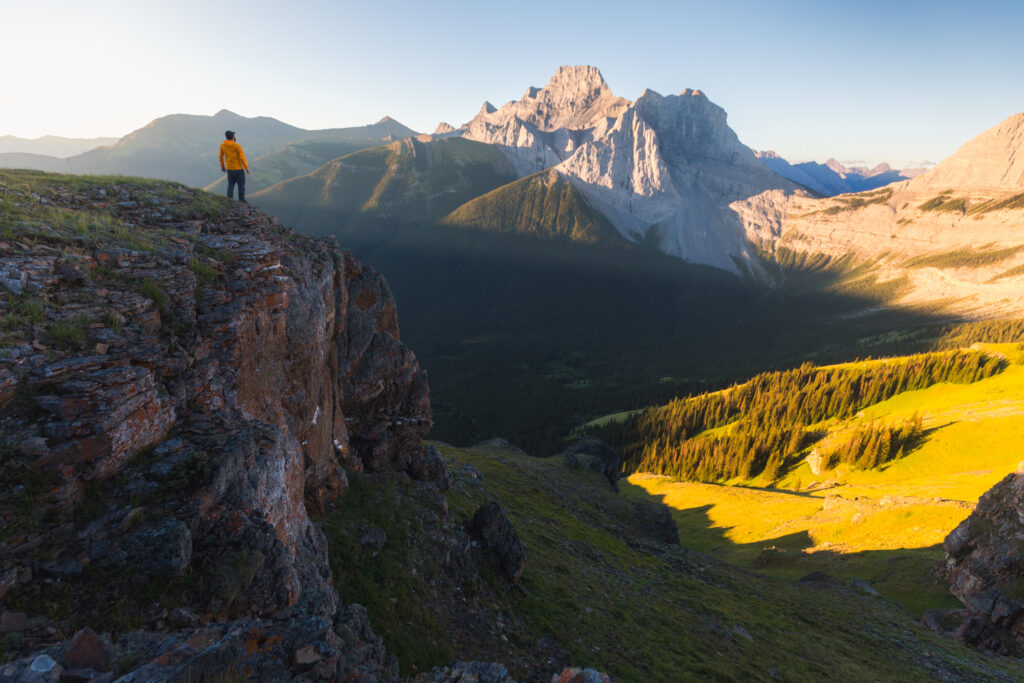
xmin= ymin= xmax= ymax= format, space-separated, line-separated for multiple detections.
xmin=0 ymin=173 xmax=444 ymax=679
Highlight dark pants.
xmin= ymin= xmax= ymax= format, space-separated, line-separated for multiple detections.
xmin=226 ymin=169 xmax=246 ymax=201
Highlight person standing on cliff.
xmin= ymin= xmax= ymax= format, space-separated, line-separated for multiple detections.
xmin=219 ymin=130 xmax=250 ymax=202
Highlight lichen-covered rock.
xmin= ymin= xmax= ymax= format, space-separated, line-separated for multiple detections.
xmin=552 ymin=668 xmax=612 ymax=683
xmin=941 ymin=471 xmax=1024 ymax=655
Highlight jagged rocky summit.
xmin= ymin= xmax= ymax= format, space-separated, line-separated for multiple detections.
xmin=453 ymin=65 xmax=798 ymax=279
xmin=0 ymin=178 xmax=447 ymax=679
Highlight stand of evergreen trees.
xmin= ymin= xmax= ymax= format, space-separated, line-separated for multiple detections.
xmin=593 ymin=350 xmax=1004 ymax=483
xmin=933 ymin=318 xmax=1024 ymax=349
xmin=822 ymin=414 xmax=924 ymax=471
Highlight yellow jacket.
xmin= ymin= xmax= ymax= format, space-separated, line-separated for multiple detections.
xmin=219 ymin=140 xmax=249 ymax=171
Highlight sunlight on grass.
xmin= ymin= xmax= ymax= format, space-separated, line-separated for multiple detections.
xmin=624 ymin=344 xmax=1024 ymax=615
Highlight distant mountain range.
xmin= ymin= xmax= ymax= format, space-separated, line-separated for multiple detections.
xmin=0 ymin=134 xmax=118 ymax=158
xmin=755 ymin=151 xmax=933 ymax=196
xmin=0 ymin=110 xmax=418 ymax=188
xmin=6 ymin=65 xmax=1023 ymax=450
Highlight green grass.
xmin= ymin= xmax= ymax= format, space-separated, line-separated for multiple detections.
xmin=967 ymin=191 xmax=1024 ymax=215
xmin=0 ymin=169 xmax=228 ymax=251
xmin=625 ymin=343 xmax=1024 ymax=617
xmin=420 ymin=441 xmax=1024 ymax=681
xmin=818 ymin=188 xmax=893 ymax=215
xmin=138 ymin=279 xmax=170 ymax=315
xmin=987 ymin=262 xmax=1024 ymax=282
xmin=438 ymin=170 xmax=623 ymax=245
xmin=918 ymin=193 xmax=956 ymax=211
xmin=47 ymin=315 xmax=89 ymax=349
xmin=318 ymin=472 xmax=453 ymax=676
xmin=190 ymin=258 xmax=219 ymax=284
xmin=902 ymin=244 xmax=1024 ymax=269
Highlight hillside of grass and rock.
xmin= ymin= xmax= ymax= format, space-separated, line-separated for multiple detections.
xmin=575 ymin=338 xmax=1024 ymax=650
xmin=6 ymin=169 xmax=1024 ymax=681
xmin=318 ymin=438 xmax=1024 ymax=681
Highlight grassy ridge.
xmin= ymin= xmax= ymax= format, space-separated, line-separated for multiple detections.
xmin=438 ymin=170 xmax=624 ymax=245
xmin=251 ymin=137 xmax=516 ymax=251
xmin=625 ymin=343 xmax=1024 ymax=616
xmin=592 ymin=350 xmax=1004 ymax=482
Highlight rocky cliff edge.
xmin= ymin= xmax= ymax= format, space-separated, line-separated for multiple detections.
xmin=0 ymin=171 xmax=446 ymax=680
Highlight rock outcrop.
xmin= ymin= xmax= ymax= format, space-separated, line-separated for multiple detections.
xmin=559 ymin=437 xmax=622 ymax=491
xmin=941 ymin=470 xmax=1024 ymax=655
xmin=456 ymin=65 xmax=797 ymax=279
xmin=470 ymin=502 xmax=525 ymax=584
xmin=0 ymin=175 xmax=443 ymax=678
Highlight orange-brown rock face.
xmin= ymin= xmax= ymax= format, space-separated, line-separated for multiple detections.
xmin=0 ymin=179 xmax=442 ymax=677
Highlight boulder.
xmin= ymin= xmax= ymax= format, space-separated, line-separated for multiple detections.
xmin=560 ymin=437 xmax=622 ymax=491
xmin=416 ymin=661 xmax=513 ymax=682
xmin=358 ymin=526 xmax=387 ymax=551
xmin=59 ymin=627 xmax=112 ymax=672
xmin=632 ymin=501 xmax=679 ymax=546
xmin=552 ymin=668 xmax=612 ymax=683
xmin=471 ymin=502 xmax=525 ymax=584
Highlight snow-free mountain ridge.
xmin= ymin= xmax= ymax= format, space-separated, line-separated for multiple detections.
xmin=454 ymin=65 xmax=797 ymax=278
xmin=756 ymin=151 xmax=928 ymax=196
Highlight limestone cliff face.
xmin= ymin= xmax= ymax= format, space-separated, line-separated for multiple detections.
xmin=906 ymin=112 xmax=1024 ymax=192
xmin=733 ymin=112 xmax=1024 ymax=317
xmin=455 ymin=65 xmax=796 ymax=279
xmin=0 ymin=179 xmax=444 ymax=679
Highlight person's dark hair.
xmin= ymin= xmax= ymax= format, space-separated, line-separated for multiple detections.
xmin=224 ymin=130 xmax=235 ymax=141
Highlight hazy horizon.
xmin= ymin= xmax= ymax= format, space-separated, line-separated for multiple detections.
xmin=3 ymin=0 xmax=1023 ymax=167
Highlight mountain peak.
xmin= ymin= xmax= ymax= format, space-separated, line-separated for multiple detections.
xmin=756 ymin=150 xmax=782 ymax=160
xmin=907 ymin=111 xmax=1024 ymax=192
xmin=434 ymin=122 xmax=455 ymax=135
xmin=213 ymin=109 xmax=239 ymax=118
xmin=478 ymin=101 xmax=497 ymax=116
xmin=824 ymin=159 xmax=848 ymax=175
xmin=539 ymin=65 xmax=612 ymax=104
xmin=547 ymin=65 xmax=607 ymax=89
xmin=377 ymin=116 xmax=396 ymax=124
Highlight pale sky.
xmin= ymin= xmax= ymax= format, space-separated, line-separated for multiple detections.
xmin=2 ymin=0 xmax=1023 ymax=166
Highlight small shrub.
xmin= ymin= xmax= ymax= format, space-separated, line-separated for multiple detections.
xmin=103 ymin=310 xmax=124 ymax=334
xmin=47 ymin=316 xmax=89 ymax=349
xmin=138 ymin=279 xmax=170 ymax=315
xmin=190 ymin=258 xmax=218 ymax=284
